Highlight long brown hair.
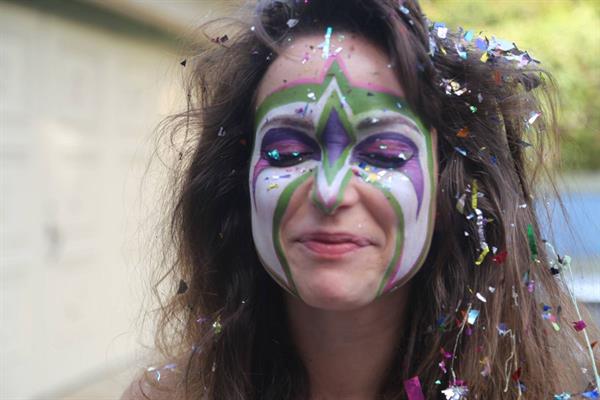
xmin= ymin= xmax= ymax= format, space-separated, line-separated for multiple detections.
xmin=141 ymin=1 xmax=598 ymax=398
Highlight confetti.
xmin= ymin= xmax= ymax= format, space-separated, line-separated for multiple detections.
xmin=497 ymin=323 xmax=510 ymax=336
xmin=475 ymin=37 xmax=487 ymax=51
xmin=307 ymin=91 xmax=317 ymax=101
xmin=267 ymin=183 xmax=279 ymax=191
xmin=554 ymin=393 xmax=572 ymax=400
xmin=212 ymin=317 xmax=222 ymax=334
xmin=217 ymin=126 xmax=226 ymax=137
xmin=476 ymin=292 xmax=487 ymax=302
xmin=177 ymin=279 xmax=188 ymax=294
xmin=455 ymin=43 xmax=467 ymax=60
xmin=454 ymin=146 xmax=467 ymax=156
xmin=211 ymin=34 xmax=229 ymax=44
xmin=441 ymin=384 xmax=469 ymax=400
xmin=267 ymin=149 xmax=281 ymax=160
xmin=511 ymin=367 xmax=522 ymax=381
xmin=527 ymin=111 xmax=541 ymax=125
xmin=322 ymin=26 xmax=333 ymax=59
xmin=456 ymin=127 xmax=470 ymax=138
xmin=475 ymin=246 xmax=489 ymax=266
xmin=542 ymin=304 xmax=561 ymax=331
xmin=467 ymin=309 xmax=480 ymax=324
xmin=492 ymin=250 xmax=508 ymax=264
xmin=480 ymin=357 xmax=491 ymax=377
xmin=286 ymin=18 xmax=299 ymax=28
xmin=582 ymin=389 xmax=599 ymax=399
xmin=403 ymin=376 xmax=425 ymax=400
xmin=440 ymin=347 xmax=453 ymax=359
xmin=527 ymin=224 xmax=538 ymax=260
xmin=434 ymin=22 xmax=448 ymax=39
xmin=573 ymin=320 xmax=587 ymax=332
xmin=439 ymin=360 xmax=447 ymax=373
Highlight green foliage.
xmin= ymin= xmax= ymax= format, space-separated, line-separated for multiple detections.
xmin=422 ymin=0 xmax=600 ymax=170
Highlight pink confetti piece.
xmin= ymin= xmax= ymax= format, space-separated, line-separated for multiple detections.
xmin=439 ymin=360 xmax=447 ymax=373
xmin=573 ymin=320 xmax=587 ymax=331
xmin=404 ymin=376 xmax=425 ymax=400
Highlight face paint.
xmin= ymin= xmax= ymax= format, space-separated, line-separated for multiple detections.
xmin=250 ymin=57 xmax=437 ymax=299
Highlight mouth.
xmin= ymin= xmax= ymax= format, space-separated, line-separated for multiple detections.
xmin=296 ymin=231 xmax=372 ymax=258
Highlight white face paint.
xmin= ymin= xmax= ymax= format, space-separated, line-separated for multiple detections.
xmin=250 ymin=42 xmax=436 ymax=308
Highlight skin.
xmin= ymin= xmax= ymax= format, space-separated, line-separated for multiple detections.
xmin=250 ymin=33 xmax=438 ymax=399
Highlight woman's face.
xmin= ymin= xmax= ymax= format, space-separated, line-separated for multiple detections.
xmin=250 ymin=34 xmax=437 ymax=310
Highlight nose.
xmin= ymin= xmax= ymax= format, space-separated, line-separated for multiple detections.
xmin=310 ymin=166 xmax=356 ymax=214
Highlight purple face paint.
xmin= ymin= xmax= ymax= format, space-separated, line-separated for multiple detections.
xmin=321 ymin=109 xmax=352 ymax=167
xmin=252 ymin=128 xmax=321 ymax=206
xmin=353 ymin=133 xmax=424 ymax=214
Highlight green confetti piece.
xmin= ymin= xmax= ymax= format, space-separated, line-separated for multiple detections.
xmin=527 ymin=224 xmax=538 ymax=261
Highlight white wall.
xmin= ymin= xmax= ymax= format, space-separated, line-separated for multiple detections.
xmin=0 ymin=3 xmax=184 ymax=398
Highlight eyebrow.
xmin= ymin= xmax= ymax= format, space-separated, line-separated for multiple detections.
xmin=260 ymin=115 xmax=315 ymax=132
xmin=356 ymin=115 xmax=421 ymax=134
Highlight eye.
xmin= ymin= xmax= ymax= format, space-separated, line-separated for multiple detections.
xmin=261 ymin=128 xmax=320 ymax=168
xmin=264 ymin=146 xmax=315 ymax=167
xmin=354 ymin=135 xmax=416 ymax=169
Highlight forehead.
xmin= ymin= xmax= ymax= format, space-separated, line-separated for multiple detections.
xmin=255 ymin=33 xmax=404 ymax=107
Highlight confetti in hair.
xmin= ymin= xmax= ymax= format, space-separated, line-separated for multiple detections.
xmin=322 ymin=26 xmax=333 ymax=59
xmin=527 ymin=224 xmax=538 ymax=261
xmin=550 ymin=242 xmax=600 ymax=390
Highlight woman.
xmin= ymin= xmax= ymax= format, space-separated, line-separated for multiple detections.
xmin=124 ymin=0 xmax=599 ymax=399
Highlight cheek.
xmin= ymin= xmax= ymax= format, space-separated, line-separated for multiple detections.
xmin=249 ymin=161 xmax=316 ymax=293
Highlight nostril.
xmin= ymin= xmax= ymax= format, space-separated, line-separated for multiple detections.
xmin=310 ymin=167 xmax=356 ymax=215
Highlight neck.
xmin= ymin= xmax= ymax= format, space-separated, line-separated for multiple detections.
xmin=285 ymin=287 xmax=410 ymax=400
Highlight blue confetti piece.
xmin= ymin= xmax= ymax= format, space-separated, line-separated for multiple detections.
xmin=582 ymin=389 xmax=599 ymax=399
xmin=475 ymin=37 xmax=487 ymax=51
xmin=554 ymin=393 xmax=571 ymax=400
xmin=267 ymin=149 xmax=280 ymax=160
xmin=454 ymin=146 xmax=467 ymax=157
xmin=467 ymin=309 xmax=480 ymax=324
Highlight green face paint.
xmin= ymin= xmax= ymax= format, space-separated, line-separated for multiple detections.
xmin=250 ymin=57 xmax=436 ymax=298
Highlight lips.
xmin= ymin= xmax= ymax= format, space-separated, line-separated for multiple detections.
xmin=297 ymin=231 xmax=372 ymax=257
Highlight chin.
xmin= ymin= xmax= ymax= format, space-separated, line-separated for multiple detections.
xmin=295 ymin=272 xmax=377 ymax=311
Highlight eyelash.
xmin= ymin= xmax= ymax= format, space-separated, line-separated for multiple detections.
xmin=355 ymin=143 xmax=414 ymax=169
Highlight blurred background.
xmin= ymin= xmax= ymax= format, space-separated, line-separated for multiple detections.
xmin=0 ymin=0 xmax=598 ymax=399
